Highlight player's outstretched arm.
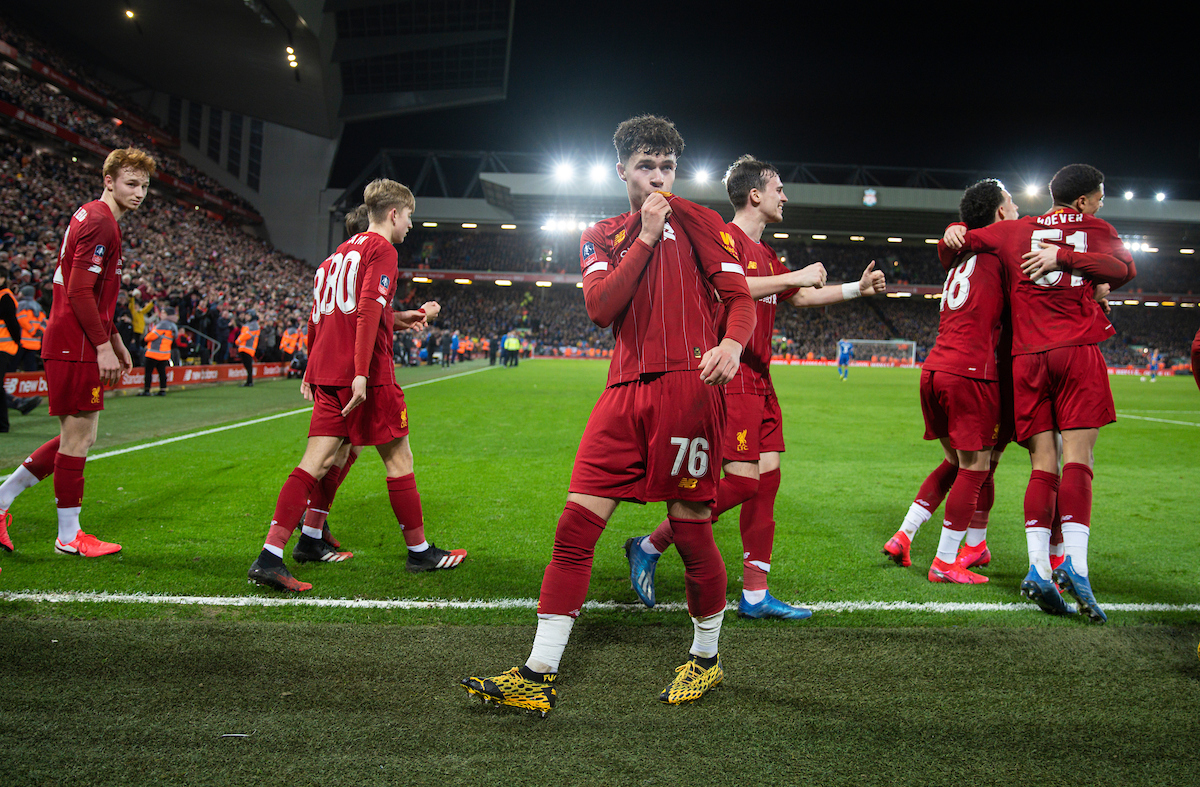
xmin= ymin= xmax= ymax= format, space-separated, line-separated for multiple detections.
xmin=1020 ymin=242 xmax=1133 ymax=285
xmin=787 ymin=262 xmax=886 ymax=308
xmin=746 ymin=263 xmax=827 ymax=300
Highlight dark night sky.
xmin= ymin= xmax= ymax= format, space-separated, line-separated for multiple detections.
xmin=331 ymin=2 xmax=1198 ymax=194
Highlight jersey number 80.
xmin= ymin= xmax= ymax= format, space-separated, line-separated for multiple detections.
xmin=311 ymin=250 xmax=361 ymax=323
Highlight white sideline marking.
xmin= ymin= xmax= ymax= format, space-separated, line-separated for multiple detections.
xmin=1 ymin=366 xmax=497 ymax=478
xmin=1116 ymin=413 xmax=1200 ymax=427
xmin=1 ymin=591 xmax=1197 ymax=614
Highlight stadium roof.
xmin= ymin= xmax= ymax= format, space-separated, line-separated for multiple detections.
xmin=8 ymin=0 xmax=514 ymax=138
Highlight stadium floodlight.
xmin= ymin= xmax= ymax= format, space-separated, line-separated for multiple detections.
xmin=461 ymin=223 xmax=477 ymax=228
xmin=1183 ymin=302 xmax=1196 ymax=308
xmin=422 ymin=222 xmax=438 ymax=227
xmin=495 ymin=280 xmax=512 ymax=286
xmin=288 ymin=54 xmax=296 ymax=62
xmin=290 ymin=61 xmax=298 ymax=68
xmin=1163 ymin=301 xmax=1177 ymax=306
xmin=850 ymin=235 xmax=865 ymax=241
xmin=1025 ymin=185 xmax=1039 ymax=196
xmin=590 ymin=163 xmax=608 ymax=184
xmin=812 ymin=234 xmax=827 ymax=240
xmin=1156 ymin=192 xmax=1166 ymax=201
xmin=536 ymin=281 xmax=552 ymax=288
xmin=1123 ymin=299 xmax=1139 ymax=305
xmin=287 ymin=47 xmax=294 ymax=54
xmin=773 ymin=233 xmax=789 ymax=239
xmin=125 ymin=9 xmax=134 ymax=18
xmin=577 ymin=221 xmax=587 ymax=231
xmin=1124 ymin=191 xmax=1134 ymax=200
xmin=1144 ymin=302 xmax=1160 ymax=307
xmin=694 ymin=169 xmax=710 ymax=183
xmin=554 ymin=162 xmax=574 ymax=182
xmin=576 ymin=282 xmax=584 ymax=288
xmin=924 ymin=238 xmax=939 ymax=244
xmin=1181 ymin=248 xmax=1195 ymax=255
xmin=887 ymin=237 xmax=902 ymax=243
xmin=501 ymin=224 xmax=517 ymax=230
xmin=454 ymin=278 xmax=472 ymax=285
xmin=412 ymin=276 xmax=432 ymax=283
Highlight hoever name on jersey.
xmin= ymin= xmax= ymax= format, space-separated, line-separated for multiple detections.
xmin=305 ymin=231 xmax=398 ymax=387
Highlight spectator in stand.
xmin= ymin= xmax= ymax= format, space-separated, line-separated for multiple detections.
xmin=16 ymin=283 xmax=45 ymax=371
xmin=128 ymin=288 xmax=154 ymax=365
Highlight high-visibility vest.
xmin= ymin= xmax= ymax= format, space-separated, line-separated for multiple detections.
xmin=143 ymin=323 xmax=175 ymax=361
xmin=0 ymin=289 xmax=17 ymax=354
xmin=280 ymin=329 xmax=299 ymax=354
xmin=237 ymin=326 xmax=260 ymax=355
xmin=17 ymin=303 xmax=46 ymax=350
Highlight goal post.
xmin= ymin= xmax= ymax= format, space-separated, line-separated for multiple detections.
xmin=838 ymin=338 xmax=917 ymax=367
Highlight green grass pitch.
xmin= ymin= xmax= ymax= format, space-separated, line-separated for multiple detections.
xmin=1 ymin=359 xmax=1198 ymax=786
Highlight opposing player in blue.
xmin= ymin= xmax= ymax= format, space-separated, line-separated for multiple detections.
xmin=837 ymin=339 xmax=854 ymax=380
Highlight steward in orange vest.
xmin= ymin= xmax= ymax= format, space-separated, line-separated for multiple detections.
xmin=237 ymin=310 xmax=260 ymax=387
xmin=139 ymin=308 xmax=178 ymax=396
xmin=279 ymin=323 xmax=300 ymax=362
xmin=15 ymin=284 xmax=46 ymax=371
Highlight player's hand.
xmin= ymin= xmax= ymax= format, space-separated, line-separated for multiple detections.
xmin=95 ymin=343 xmax=121 ymax=388
xmin=1021 ymin=242 xmax=1062 ymax=280
xmin=1094 ymin=282 xmax=1112 ymax=314
xmin=698 ymin=338 xmax=742 ymax=386
xmin=943 ymin=224 xmax=966 ymax=250
xmin=300 ymin=380 xmax=313 ymax=401
xmin=859 ymin=261 xmax=886 ymax=295
xmin=112 ymin=337 xmax=133 ymax=372
xmin=341 ymin=375 xmax=367 ymax=416
xmin=396 ymin=309 xmax=428 ymax=331
xmin=794 ymin=263 xmax=827 ymax=289
xmin=420 ymin=301 xmax=440 ymax=320
xmin=638 ymin=193 xmax=671 ymax=246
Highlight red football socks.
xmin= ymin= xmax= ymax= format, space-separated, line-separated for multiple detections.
xmin=52 ymin=452 xmax=86 ymax=509
xmin=915 ymin=459 xmax=958 ymax=511
xmin=1024 ymin=469 xmax=1060 ymax=531
xmin=1057 ymin=463 xmax=1093 ymax=530
xmin=537 ymin=502 xmax=607 ymax=617
xmin=265 ymin=468 xmax=318 ymax=550
xmin=386 ymin=473 xmax=426 ymax=547
xmin=943 ymin=468 xmax=989 ymax=532
xmin=27 ymin=436 xmax=62 ymax=480
xmin=673 ymin=516 xmax=727 ymax=618
xmin=739 ymin=468 xmax=780 ymax=592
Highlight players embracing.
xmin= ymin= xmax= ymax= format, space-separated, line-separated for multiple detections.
xmin=936 ymin=165 xmax=1135 ymax=621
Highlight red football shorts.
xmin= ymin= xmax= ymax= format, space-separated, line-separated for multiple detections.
xmin=45 ymin=359 xmax=104 ymax=416
xmin=920 ymin=368 xmax=1000 ymax=451
xmin=1012 ymin=344 xmax=1114 ymax=442
xmin=308 ymin=382 xmax=409 ymax=446
xmin=569 ymin=371 xmax=725 ymax=505
xmin=722 ymin=389 xmax=785 ymax=462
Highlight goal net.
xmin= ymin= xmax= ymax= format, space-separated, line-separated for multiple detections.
xmin=838 ymin=338 xmax=917 ymax=367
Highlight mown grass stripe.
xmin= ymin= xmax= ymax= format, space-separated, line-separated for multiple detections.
xmin=3 ymin=591 xmax=1197 ymax=613
xmin=1116 ymin=412 xmax=1200 ymax=427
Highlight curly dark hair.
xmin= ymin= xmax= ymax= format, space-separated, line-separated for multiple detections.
xmin=724 ymin=155 xmax=779 ymax=209
xmin=613 ymin=115 xmax=685 ymax=164
xmin=959 ymin=179 xmax=1007 ymax=229
xmin=1050 ymin=164 xmax=1104 ymax=206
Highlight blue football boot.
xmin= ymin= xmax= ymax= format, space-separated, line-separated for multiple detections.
xmin=737 ymin=590 xmax=813 ymax=620
xmin=624 ymin=536 xmax=659 ymax=608
xmin=1053 ymin=556 xmax=1107 ymax=624
xmin=1020 ymin=564 xmax=1074 ymax=616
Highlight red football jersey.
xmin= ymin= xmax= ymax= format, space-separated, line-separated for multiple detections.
xmin=960 ymin=210 xmax=1133 ymax=355
xmin=42 ymin=200 xmax=123 ymax=363
xmin=723 ymin=223 xmax=798 ymax=396
xmin=580 ymin=199 xmax=752 ymax=387
xmin=305 ymin=231 xmax=397 ymax=386
xmin=923 ymin=250 xmax=1006 ymax=381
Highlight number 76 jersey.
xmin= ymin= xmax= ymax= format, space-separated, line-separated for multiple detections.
xmin=960 ymin=210 xmax=1132 ymax=355
xmin=305 ymin=231 xmax=398 ymax=387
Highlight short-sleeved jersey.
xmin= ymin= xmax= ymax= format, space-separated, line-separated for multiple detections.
xmin=42 ymin=200 xmax=123 ymax=362
xmin=580 ymin=209 xmax=742 ymax=387
xmin=923 ymin=251 xmax=1006 ymax=381
xmin=962 ymin=210 xmax=1132 ymax=355
xmin=723 ymin=223 xmax=797 ymax=396
xmin=305 ymin=231 xmax=398 ymax=386
xmin=837 ymin=340 xmax=853 ymax=361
